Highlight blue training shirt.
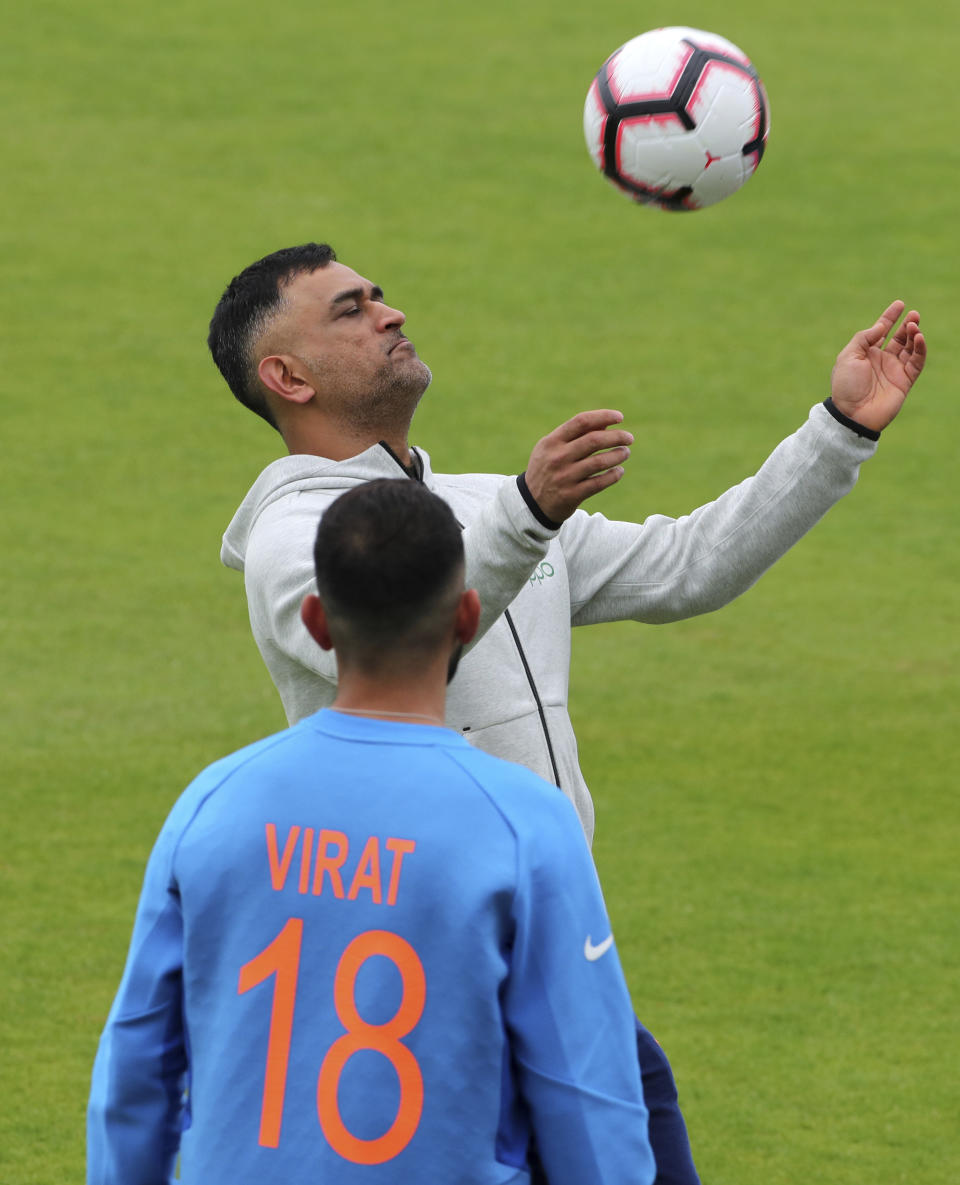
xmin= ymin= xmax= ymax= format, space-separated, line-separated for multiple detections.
xmin=87 ymin=710 xmax=653 ymax=1184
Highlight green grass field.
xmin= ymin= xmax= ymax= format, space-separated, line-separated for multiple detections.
xmin=2 ymin=1 xmax=957 ymax=1180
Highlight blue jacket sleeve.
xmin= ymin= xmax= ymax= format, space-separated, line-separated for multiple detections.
xmin=86 ymin=821 xmax=188 ymax=1185
xmin=503 ymin=794 xmax=656 ymax=1185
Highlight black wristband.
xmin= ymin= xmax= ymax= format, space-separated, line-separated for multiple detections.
xmin=517 ymin=473 xmax=563 ymax=531
xmin=822 ymin=398 xmax=881 ymax=442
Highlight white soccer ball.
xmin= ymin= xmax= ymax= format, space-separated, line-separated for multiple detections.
xmin=583 ymin=26 xmax=770 ymax=211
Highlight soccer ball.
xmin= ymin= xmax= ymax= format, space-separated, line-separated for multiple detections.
xmin=583 ymin=26 xmax=770 ymax=211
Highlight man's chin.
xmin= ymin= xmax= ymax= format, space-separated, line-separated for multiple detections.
xmin=400 ymin=358 xmax=432 ymax=396
xmin=371 ymin=359 xmax=432 ymax=410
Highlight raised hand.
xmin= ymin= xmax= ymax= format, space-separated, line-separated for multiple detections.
xmin=524 ymin=410 xmax=633 ymax=523
xmin=830 ymin=300 xmax=927 ymax=432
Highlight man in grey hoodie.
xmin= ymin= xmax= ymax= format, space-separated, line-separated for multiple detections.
xmin=209 ymin=241 xmax=926 ymax=1185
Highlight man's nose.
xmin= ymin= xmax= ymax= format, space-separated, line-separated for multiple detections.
xmin=377 ymin=302 xmax=406 ymax=330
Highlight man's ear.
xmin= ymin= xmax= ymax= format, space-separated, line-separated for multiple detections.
xmin=301 ymin=594 xmax=334 ymax=650
xmin=455 ymin=588 xmax=481 ymax=648
xmin=258 ymin=355 xmax=317 ymax=405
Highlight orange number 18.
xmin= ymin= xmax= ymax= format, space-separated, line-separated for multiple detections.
xmin=237 ymin=920 xmax=426 ymax=1164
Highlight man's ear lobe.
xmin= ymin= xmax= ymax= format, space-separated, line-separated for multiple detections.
xmin=301 ymin=594 xmax=334 ymax=650
xmin=258 ymin=355 xmax=317 ymax=404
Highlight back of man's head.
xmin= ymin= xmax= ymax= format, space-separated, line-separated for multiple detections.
xmin=207 ymin=242 xmax=336 ymax=429
xmin=313 ymin=479 xmax=465 ymax=669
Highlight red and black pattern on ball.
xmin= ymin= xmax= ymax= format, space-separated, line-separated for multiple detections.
xmin=593 ymin=38 xmax=768 ymax=209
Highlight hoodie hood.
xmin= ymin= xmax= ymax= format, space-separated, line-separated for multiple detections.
xmin=221 ymin=442 xmax=432 ymax=573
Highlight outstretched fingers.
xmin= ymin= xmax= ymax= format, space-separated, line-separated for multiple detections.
xmin=564 ymin=427 xmax=634 ymax=464
xmin=573 ymin=460 xmax=627 ymax=498
xmin=862 ymin=299 xmax=906 ymax=348
xmin=886 ymin=308 xmax=920 ymax=353
xmin=525 ymin=408 xmax=635 ymax=521
xmin=882 ymin=307 xmax=926 ymax=384
xmin=553 ymin=409 xmax=626 ymax=441
xmin=902 ymin=327 xmax=927 ymax=383
xmin=570 ymin=443 xmax=631 ymax=481
xmin=546 ymin=409 xmax=633 ymax=471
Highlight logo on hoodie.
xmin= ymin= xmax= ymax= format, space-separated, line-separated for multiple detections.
xmin=528 ymin=561 xmax=555 ymax=586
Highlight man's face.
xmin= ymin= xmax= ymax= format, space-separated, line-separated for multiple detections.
xmin=267 ymin=262 xmax=432 ymax=430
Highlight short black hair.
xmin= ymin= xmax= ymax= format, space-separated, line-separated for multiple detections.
xmin=313 ymin=479 xmax=464 ymax=662
xmin=207 ymin=242 xmax=337 ymax=429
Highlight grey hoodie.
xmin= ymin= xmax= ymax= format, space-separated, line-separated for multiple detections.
xmin=222 ymin=401 xmax=876 ymax=843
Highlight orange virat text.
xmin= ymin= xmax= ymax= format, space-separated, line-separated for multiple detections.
xmin=265 ymin=824 xmax=415 ymax=906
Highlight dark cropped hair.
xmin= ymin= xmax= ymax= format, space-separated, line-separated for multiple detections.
xmin=313 ymin=480 xmax=464 ymax=658
xmin=207 ymin=242 xmax=337 ymax=429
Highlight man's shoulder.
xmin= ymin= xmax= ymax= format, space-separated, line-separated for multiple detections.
xmin=152 ymin=725 xmax=301 ymax=856
xmin=442 ymin=743 xmax=584 ymax=839
xmin=446 ymin=739 xmax=552 ymax=784
xmin=180 ymin=723 xmax=306 ymax=800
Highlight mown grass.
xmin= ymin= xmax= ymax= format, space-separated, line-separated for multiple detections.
xmin=2 ymin=0 xmax=956 ymax=1180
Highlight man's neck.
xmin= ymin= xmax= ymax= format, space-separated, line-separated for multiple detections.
xmin=331 ymin=667 xmax=447 ymax=727
xmin=281 ymin=420 xmax=411 ymax=465
xmin=378 ymin=439 xmax=421 ymax=478
xmin=330 ymin=704 xmax=445 ymax=727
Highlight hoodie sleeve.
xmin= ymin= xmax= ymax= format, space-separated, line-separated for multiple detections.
xmin=562 ymin=402 xmax=878 ymax=626
xmin=457 ymin=475 xmax=561 ymax=647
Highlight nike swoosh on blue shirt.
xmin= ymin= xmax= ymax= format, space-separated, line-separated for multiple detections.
xmin=584 ymin=933 xmax=614 ymax=961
